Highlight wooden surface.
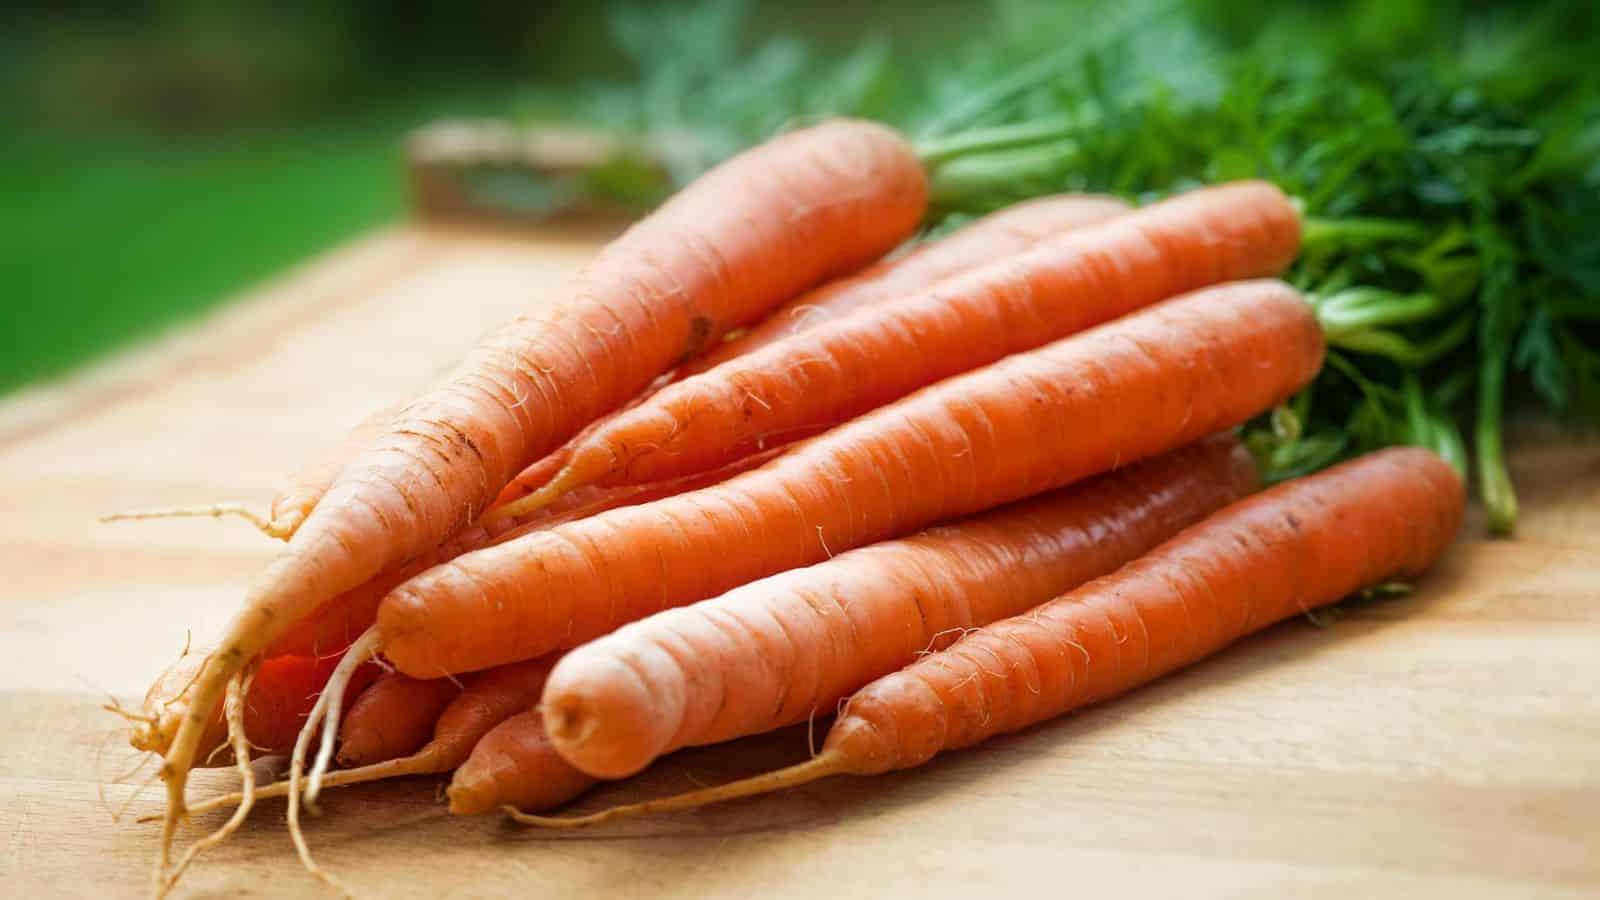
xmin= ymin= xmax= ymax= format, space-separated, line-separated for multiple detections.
xmin=1 ymin=225 xmax=1596 ymax=899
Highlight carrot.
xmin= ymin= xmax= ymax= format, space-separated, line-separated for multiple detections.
xmin=335 ymin=672 xmax=463 ymax=767
xmin=494 ymin=181 xmax=1300 ymax=518
xmin=125 ymin=650 xmax=379 ymax=762
xmin=151 ymin=123 xmax=924 ymax=873
xmin=542 ymin=434 xmax=1257 ymax=779
xmin=179 ymin=656 xmax=562 ymax=818
xmin=485 ymin=195 xmax=1128 ymax=513
xmin=371 ymin=278 xmax=1322 ymax=681
xmin=267 ymin=443 xmax=794 ymax=660
xmin=676 ymin=193 xmax=1131 ymax=379
xmin=446 ymin=712 xmax=599 ymax=816
xmin=490 ymin=444 xmax=795 ymax=535
xmin=157 ymin=124 xmax=923 ymax=877
xmin=513 ymin=447 xmax=1464 ymax=826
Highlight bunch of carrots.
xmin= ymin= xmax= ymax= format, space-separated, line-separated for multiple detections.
xmin=118 ymin=120 xmax=1466 ymax=896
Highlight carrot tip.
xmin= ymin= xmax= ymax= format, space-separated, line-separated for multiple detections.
xmin=502 ymin=805 xmax=585 ymax=828
xmin=158 ymin=669 xmax=260 ymax=896
xmin=506 ymin=755 xmax=843 ymax=828
xmin=482 ymin=464 xmax=583 ymax=525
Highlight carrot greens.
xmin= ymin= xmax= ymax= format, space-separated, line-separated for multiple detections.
xmin=523 ymin=0 xmax=1599 ymax=533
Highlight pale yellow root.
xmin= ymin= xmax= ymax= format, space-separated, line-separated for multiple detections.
xmin=158 ymin=669 xmax=258 ymax=898
xmin=123 ymin=634 xmax=202 ymax=756
xmin=100 ymin=503 xmax=292 ymax=541
xmin=306 ymin=630 xmax=382 ymax=810
xmin=286 ymin=692 xmax=352 ymax=897
xmin=285 ymin=628 xmax=379 ymax=897
xmin=157 ymin=624 xmax=271 ymax=885
xmin=505 ymin=754 xmax=845 ymax=829
xmin=480 ymin=465 xmax=584 ymax=525
xmin=152 ymin=750 xmax=443 ymax=821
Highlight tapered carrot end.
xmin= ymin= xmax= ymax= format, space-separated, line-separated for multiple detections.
xmin=505 ymin=754 xmax=845 ymax=829
xmin=481 ymin=464 xmax=583 ymax=525
xmin=503 ymin=805 xmax=592 ymax=828
xmin=158 ymin=671 xmax=260 ymax=897
xmin=446 ymin=775 xmax=496 ymax=817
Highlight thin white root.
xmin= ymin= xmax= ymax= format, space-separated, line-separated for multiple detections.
xmin=146 ymin=750 xmax=440 ymax=822
xmin=112 ymin=766 xmax=162 ymax=825
xmin=103 ymin=698 xmax=158 ymax=727
xmin=100 ymin=502 xmax=290 ymax=541
xmin=286 ymin=629 xmax=379 ymax=897
xmin=159 ymin=668 xmax=259 ymax=897
xmin=96 ymin=723 xmax=155 ymax=824
xmin=506 ymin=754 xmax=844 ymax=829
xmin=306 ymin=630 xmax=382 ymax=811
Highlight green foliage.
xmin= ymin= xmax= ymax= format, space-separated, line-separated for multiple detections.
xmin=546 ymin=0 xmax=1600 ymax=532
xmin=0 ymin=123 xmax=402 ymax=396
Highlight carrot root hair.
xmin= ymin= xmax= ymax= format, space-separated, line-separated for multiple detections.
xmin=305 ymin=629 xmax=382 ymax=812
xmin=157 ymin=668 xmax=258 ymax=898
xmin=285 ymin=628 xmax=378 ymax=897
xmin=100 ymin=502 xmax=291 ymax=541
xmin=163 ymin=747 xmax=444 ymax=822
xmin=506 ymin=753 xmax=845 ymax=829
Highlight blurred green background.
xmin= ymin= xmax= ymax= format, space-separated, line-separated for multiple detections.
xmin=0 ymin=2 xmax=978 ymax=396
xmin=2 ymin=1 xmax=1592 ymax=401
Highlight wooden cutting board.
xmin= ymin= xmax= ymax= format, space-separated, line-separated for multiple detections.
xmin=1 ymin=225 xmax=1595 ymax=899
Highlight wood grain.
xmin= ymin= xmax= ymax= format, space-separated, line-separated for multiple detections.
xmin=1 ymin=226 xmax=1595 ymax=899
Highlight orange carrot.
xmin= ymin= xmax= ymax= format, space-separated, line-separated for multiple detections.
xmin=515 ymin=447 xmax=1464 ymax=826
xmin=495 ymin=181 xmax=1299 ymax=518
xmin=540 ymin=435 xmax=1256 ymax=779
xmin=180 ymin=656 xmax=562 ymax=817
xmin=335 ymin=672 xmax=463 ymax=767
xmin=446 ymin=712 xmax=598 ymax=816
xmin=127 ymin=651 xmax=379 ymax=763
xmin=372 ymin=279 xmax=1322 ymax=680
xmin=677 ymin=193 xmax=1131 ymax=379
xmin=267 ymin=443 xmax=794 ymax=659
xmin=152 ymin=123 xmax=924 ymax=868
xmin=487 ymin=194 xmax=1128 ymax=513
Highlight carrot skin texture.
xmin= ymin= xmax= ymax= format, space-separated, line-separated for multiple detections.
xmin=378 ymin=279 xmax=1324 ymax=677
xmin=488 ymin=194 xmax=1128 ymax=513
xmin=424 ymin=657 xmax=563 ymax=764
xmin=446 ymin=712 xmax=598 ymax=816
xmin=828 ymin=447 xmax=1465 ymax=776
xmin=677 ymin=193 xmax=1131 ymax=379
xmin=542 ymin=435 xmax=1257 ymax=779
xmin=269 ymin=444 xmax=794 ymax=658
xmin=331 ymin=657 xmax=558 ymax=771
xmin=550 ymin=181 xmax=1300 ymax=493
xmin=336 ymin=672 xmax=463 ymax=767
